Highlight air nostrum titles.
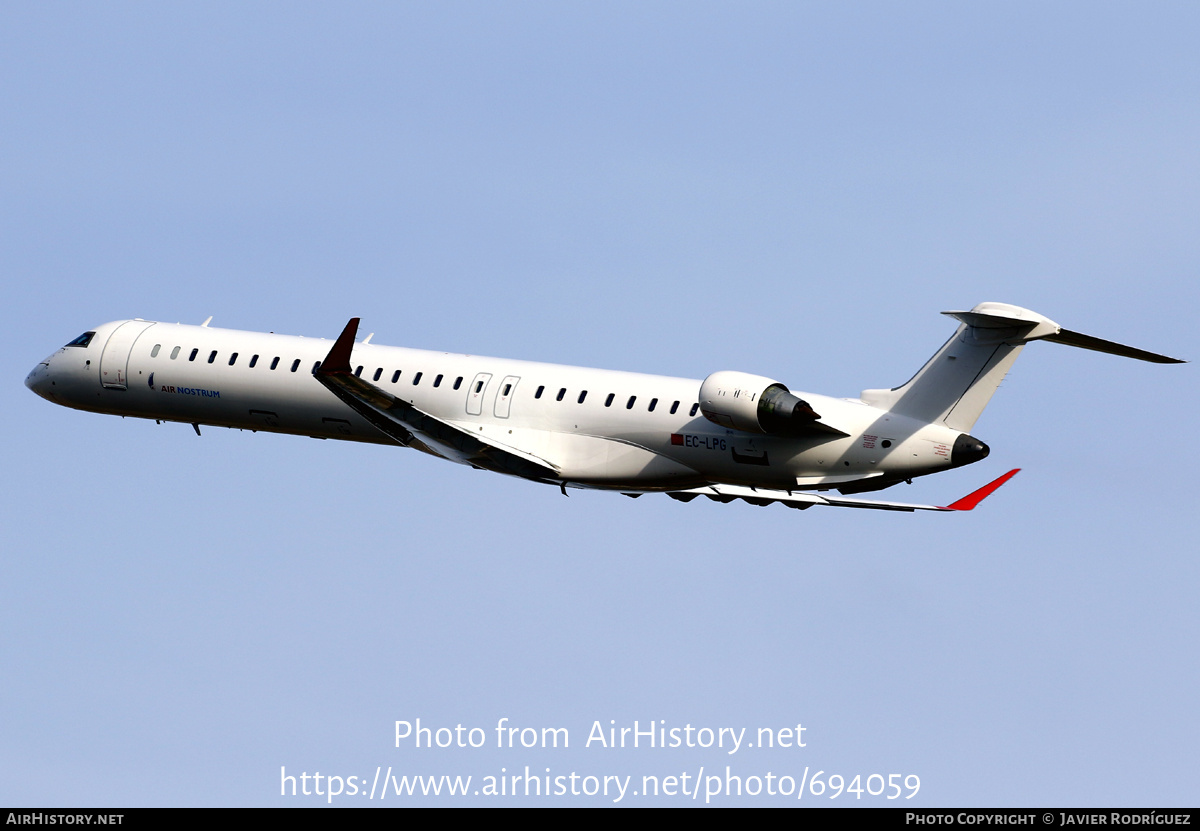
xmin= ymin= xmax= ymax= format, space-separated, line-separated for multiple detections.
xmin=159 ymin=384 xmax=220 ymax=397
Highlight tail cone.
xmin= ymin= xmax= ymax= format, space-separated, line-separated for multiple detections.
xmin=951 ymin=434 xmax=990 ymax=468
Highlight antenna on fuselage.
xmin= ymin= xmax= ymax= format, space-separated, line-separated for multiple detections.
xmin=201 ymin=316 xmax=212 ymax=327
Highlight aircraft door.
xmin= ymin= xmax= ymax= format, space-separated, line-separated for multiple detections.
xmin=465 ymin=372 xmax=492 ymax=416
xmin=99 ymin=320 xmax=156 ymax=390
xmin=493 ymin=375 xmax=520 ymax=418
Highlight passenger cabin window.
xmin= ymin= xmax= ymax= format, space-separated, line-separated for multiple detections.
xmin=475 ymin=380 xmax=484 ymax=393
xmin=689 ymin=403 xmax=699 ymax=417
xmin=249 ymin=354 xmax=258 ymax=367
xmin=670 ymin=401 xmax=680 ymax=414
xmin=312 ymin=361 xmax=321 ymax=373
xmin=392 ymin=370 xmax=401 ymax=383
xmin=434 ymin=374 xmax=443 ymax=388
xmin=577 ymin=391 xmax=587 ymax=404
xmin=189 ymin=349 xmax=199 ymax=362
xmin=454 ymin=376 xmax=463 ymax=390
xmin=604 ymin=393 xmax=614 ymax=407
xmin=290 ymin=359 xmax=301 ymax=372
xmin=170 ymin=346 xmax=181 ymax=360
xmin=556 ymin=388 xmax=566 ymax=402
xmin=270 ymin=357 xmax=280 ymax=370
xmin=503 ymin=383 xmax=512 ymax=396
xmin=65 ymin=332 xmax=95 ymax=348
xmin=535 ymin=385 xmax=545 ymax=399
xmin=373 ymin=368 xmax=382 ymax=381
xmin=151 ymin=344 xmax=161 ymax=358
xmin=354 ymin=365 xmax=363 ymax=377
xmin=208 ymin=351 xmax=218 ymax=364
xmin=228 ymin=353 xmax=238 ymax=366
xmin=413 ymin=372 xmax=423 ymax=385
xmin=648 ymin=398 xmax=658 ymax=412
xmin=626 ymin=396 xmax=637 ymax=409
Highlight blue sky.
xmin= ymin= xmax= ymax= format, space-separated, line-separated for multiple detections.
xmin=3 ymin=2 xmax=1197 ymax=806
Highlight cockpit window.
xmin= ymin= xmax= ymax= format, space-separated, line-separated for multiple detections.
xmin=65 ymin=332 xmax=95 ymax=348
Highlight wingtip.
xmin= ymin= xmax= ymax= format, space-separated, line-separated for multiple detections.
xmin=318 ymin=318 xmax=360 ymax=375
xmin=944 ymin=468 xmax=1021 ymax=511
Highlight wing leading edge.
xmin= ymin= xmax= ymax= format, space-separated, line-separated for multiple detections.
xmin=314 ymin=318 xmax=561 ymax=482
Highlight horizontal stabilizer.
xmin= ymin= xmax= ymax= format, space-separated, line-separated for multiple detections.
xmin=1043 ymin=329 xmax=1185 ymax=364
xmin=942 ymin=304 xmax=1185 ymax=362
xmin=864 ymin=302 xmax=1184 ymax=432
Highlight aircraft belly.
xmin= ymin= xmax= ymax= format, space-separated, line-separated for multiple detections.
xmin=548 ymin=433 xmax=705 ymax=488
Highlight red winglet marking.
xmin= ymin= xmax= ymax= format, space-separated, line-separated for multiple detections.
xmin=319 ymin=318 xmax=360 ymax=375
xmin=945 ymin=468 xmax=1021 ymax=511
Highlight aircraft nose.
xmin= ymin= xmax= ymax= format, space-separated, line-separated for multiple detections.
xmin=950 ymin=433 xmax=990 ymax=468
xmin=25 ymin=361 xmax=54 ymax=401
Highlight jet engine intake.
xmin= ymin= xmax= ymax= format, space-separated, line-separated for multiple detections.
xmin=698 ymin=371 xmax=822 ymax=436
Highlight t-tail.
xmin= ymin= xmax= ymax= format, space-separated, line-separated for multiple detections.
xmin=860 ymin=301 xmax=1185 ymax=433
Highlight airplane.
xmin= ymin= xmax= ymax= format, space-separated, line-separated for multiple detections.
xmin=25 ymin=301 xmax=1183 ymax=513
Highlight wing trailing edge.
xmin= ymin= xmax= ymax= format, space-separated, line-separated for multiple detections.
xmin=666 ymin=468 xmax=1020 ymax=513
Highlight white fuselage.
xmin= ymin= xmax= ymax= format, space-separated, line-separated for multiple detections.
xmin=26 ymin=319 xmax=966 ymax=492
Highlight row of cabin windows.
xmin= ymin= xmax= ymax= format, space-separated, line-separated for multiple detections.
xmin=150 ymin=343 xmax=310 ymax=373
xmin=346 ymin=366 xmax=699 ymax=417
xmin=532 ymin=384 xmax=699 ymax=417
xmin=352 ymin=365 xmax=464 ymax=390
xmin=149 ymin=344 xmax=702 ymax=417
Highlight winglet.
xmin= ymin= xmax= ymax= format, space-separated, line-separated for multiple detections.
xmin=320 ymin=318 xmax=360 ymax=375
xmin=944 ymin=468 xmax=1021 ymax=511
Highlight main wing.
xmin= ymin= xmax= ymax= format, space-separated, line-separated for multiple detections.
xmin=314 ymin=318 xmax=561 ymax=482
xmin=660 ymin=468 xmax=1020 ymax=512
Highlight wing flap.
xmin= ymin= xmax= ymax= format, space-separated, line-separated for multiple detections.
xmin=668 ymin=469 xmax=1020 ymax=513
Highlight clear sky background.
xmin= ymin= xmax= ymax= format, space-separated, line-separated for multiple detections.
xmin=3 ymin=2 xmax=1197 ymax=807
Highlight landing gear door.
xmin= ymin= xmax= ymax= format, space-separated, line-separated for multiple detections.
xmin=99 ymin=320 xmax=156 ymax=390
xmin=465 ymin=372 xmax=492 ymax=416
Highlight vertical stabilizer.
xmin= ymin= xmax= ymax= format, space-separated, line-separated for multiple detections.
xmin=861 ymin=303 xmax=1060 ymax=432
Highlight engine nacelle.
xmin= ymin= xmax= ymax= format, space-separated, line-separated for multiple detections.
xmin=697 ymin=371 xmax=822 ymax=436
